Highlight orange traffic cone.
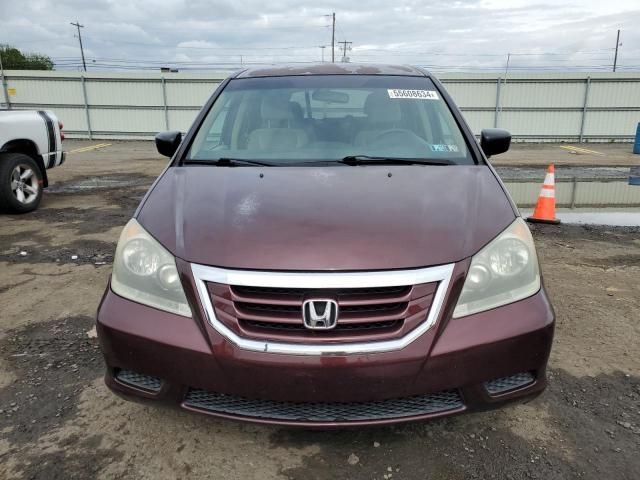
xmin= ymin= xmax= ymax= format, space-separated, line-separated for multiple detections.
xmin=527 ymin=164 xmax=561 ymax=224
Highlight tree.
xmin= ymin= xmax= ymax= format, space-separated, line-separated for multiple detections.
xmin=0 ymin=45 xmax=53 ymax=70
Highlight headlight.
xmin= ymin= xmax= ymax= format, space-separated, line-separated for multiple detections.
xmin=111 ymin=219 xmax=192 ymax=317
xmin=453 ymin=218 xmax=540 ymax=318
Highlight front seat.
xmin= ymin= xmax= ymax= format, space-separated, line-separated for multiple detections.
xmin=353 ymin=91 xmax=402 ymax=147
xmin=247 ymin=96 xmax=309 ymax=151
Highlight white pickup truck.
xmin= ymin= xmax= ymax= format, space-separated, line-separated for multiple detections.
xmin=0 ymin=110 xmax=65 ymax=213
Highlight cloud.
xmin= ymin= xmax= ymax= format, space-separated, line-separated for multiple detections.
xmin=0 ymin=0 xmax=638 ymax=72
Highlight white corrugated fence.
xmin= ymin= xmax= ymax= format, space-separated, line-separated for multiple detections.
xmin=1 ymin=70 xmax=639 ymax=142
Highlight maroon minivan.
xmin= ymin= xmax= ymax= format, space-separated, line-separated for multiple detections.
xmin=97 ymin=64 xmax=554 ymax=427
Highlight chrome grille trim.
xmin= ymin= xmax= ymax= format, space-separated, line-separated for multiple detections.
xmin=191 ymin=263 xmax=455 ymax=355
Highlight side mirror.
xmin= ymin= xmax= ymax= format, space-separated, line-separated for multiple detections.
xmin=480 ymin=129 xmax=511 ymax=157
xmin=155 ymin=131 xmax=182 ymax=157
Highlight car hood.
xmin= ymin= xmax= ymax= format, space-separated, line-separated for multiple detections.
xmin=137 ymin=165 xmax=516 ymax=271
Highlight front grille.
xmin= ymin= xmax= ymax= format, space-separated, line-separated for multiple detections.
xmin=485 ymin=372 xmax=535 ymax=395
xmin=115 ymin=369 xmax=162 ymax=392
xmin=236 ymin=302 xmax=405 ymax=315
xmin=184 ymin=388 xmax=463 ymax=422
xmin=208 ymin=281 xmax=437 ymax=343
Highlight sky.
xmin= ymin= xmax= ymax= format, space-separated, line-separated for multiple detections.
xmin=1 ymin=0 xmax=639 ymax=72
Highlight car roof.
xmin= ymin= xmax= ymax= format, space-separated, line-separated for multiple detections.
xmin=234 ymin=63 xmax=429 ymax=79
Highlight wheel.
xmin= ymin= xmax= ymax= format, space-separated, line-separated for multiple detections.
xmin=0 ymin=153 xmax=44 ymax=213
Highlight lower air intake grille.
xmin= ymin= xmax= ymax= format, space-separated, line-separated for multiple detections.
xmin=115 ymin=369 xmax=162 ymax=392
xmin=485 ymin=372 xmax=535 ymax=395
xmin=183 ymin=389 xmax=463 ymax=422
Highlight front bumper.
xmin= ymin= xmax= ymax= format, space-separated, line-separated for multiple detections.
xmin=97 ymin=271 xmax=555 ymax=427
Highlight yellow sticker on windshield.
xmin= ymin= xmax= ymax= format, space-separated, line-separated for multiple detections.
xmin=387 ymin=89 xmax=438 ymax=100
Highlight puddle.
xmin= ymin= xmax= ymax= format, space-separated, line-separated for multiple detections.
xmin=504 ymin=179 xmax=640 ymax=208
xmin=49 ymin=171 xmax=637 ymax=205
xmin=521 ymin=208 xmax=640 ymax=227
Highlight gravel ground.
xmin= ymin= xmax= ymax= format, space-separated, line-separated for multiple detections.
xmin=495 ymin=166 xmax=633 ymax=181
xmin=0 ymin=142 xmax=639 ymax=479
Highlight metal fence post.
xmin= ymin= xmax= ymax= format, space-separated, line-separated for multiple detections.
xmin=161 ymin=77 xmax=169 ymax=130
xmin=80 ymin=75 xmax=93 ymax=140
xmin=494 ymin=77 xmax=502 ymax=128
xmin=0 ymin=66 xmax=11 ymax=110
xmin=570 ymin=177 xmax=578 ymax=209
xmin=579 ymin=76 xmax=591 ymax=143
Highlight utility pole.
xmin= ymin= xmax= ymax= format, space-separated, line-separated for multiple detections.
xmin=613 ymin=29 xmax=621 ymax=72
xmin=323 ymin=12 xmax=336 ymax=62
xmin=338 ymin=40 xmax=352 ymax=62
xmin=331 ymin=13 xmax=335 ymax=63
xmin=319 ymin=46 xmax=326 ymax=62
xmin=70 ymin=21 xmax=87 ymax=72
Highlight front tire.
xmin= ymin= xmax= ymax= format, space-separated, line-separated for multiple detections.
xmin=0 ymin=153 xmax=44 ymax=213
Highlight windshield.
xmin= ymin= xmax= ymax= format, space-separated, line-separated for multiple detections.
xmin=187 ymin=75 xmax=474 ymax=165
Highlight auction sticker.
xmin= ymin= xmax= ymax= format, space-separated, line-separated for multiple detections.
xmin=430 ymin=144 xmax=459 ymax=153
xmin=387 ymin=89 xmax=439 ymax=100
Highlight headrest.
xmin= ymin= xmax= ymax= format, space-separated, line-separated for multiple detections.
xmin=261 ymin=95 xmax=293 ymax=121
xmin=289 ymin=101 xmax=304 ymax=120
xmin=364 ymin=91 xmax=401 ymax=123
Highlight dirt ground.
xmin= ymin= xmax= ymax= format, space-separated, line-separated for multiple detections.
xmin=1 ymin=142 xmax=639 ymax=479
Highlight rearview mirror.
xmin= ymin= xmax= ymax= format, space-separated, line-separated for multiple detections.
xmin=480 ymin=129 xmax=511 ymax=157
xmin=312 ymin=89 xmax=349 ymax=104
xmin=155 ymin=130 xmax=182 ymax=157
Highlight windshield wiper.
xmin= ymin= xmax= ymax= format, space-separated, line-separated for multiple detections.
xmin=339 ymin=155 xmax=453 ymax=166
xmin=184 ymin=157 xmax=276 ymax=167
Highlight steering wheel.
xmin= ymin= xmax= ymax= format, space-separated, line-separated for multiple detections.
xmin=372 ymin=129 xmax=429 ymax=147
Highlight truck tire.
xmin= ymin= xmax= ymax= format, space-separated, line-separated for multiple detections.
xmin=0 ymin=153 xmax=44 ymax=213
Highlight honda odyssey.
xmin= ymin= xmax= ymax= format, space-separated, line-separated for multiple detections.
xmin=97 ymin=63 xmax=555 ymax=427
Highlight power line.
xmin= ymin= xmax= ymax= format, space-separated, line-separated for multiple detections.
xmin=53 ymin=53 xmax=640 ymax=63
xmin=50 ymin=59 xmax=640 ymax=72
xmin=40 ymin=39 xmax=640 ymax=73
xmin=49 ymin=53 xmax=640 ymax=68
xmin=352 ymin=48 xmax=619 ymax=57
xmin=50 ymin=55 xmax=640 ymax=68
xmin=15 ymin=36 xmax=633 ymax=57
xmin=136 ymin=42 xmax=322 ymax=51
xmin=11 ymin=35 xmax=638 ymax=59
